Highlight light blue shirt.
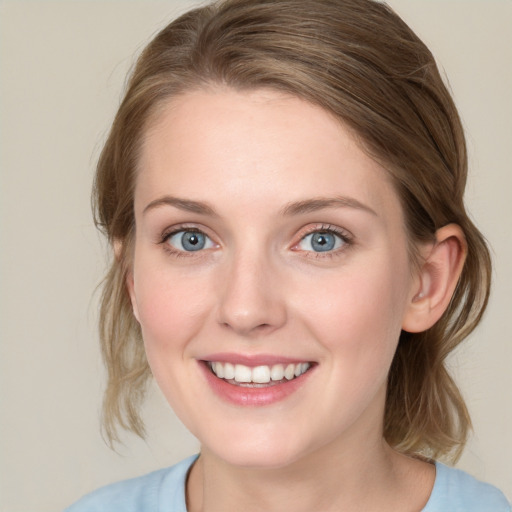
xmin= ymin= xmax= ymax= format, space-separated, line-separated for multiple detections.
xmin=424 ymin=462 xmax=510 ymax=511
xmin=64 ymin=455 xmax=511 ymax=511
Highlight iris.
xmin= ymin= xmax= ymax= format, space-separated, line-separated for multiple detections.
xmin=180 ymin=231 xmax=206 ymax=251
xmin=309 ymin=232 xmax=337 ymax=252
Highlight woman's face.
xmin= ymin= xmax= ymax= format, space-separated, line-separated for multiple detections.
xmin=129 ymin=88 xmax=419 ymax=468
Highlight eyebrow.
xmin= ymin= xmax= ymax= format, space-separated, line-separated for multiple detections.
xmin=143 ymin=196 xmax=217 ymax=216
xmin=142 ymin=195 xmax=377 ymax=217
xmin=281 ymin=197 xmax=378 ymax=217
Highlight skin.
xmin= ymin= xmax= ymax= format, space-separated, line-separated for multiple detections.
xmin=126 ymin=87 xmax=466 ymax=511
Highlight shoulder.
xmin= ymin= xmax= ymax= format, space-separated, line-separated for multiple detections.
xmin=63 ymin=455 xmax=197 ymax=512
xmin=423 ymin=461 xmax=511 ymax=512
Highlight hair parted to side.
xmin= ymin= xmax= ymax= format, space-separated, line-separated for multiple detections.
xmin=94 ymin=0 xmax=491 ymax=460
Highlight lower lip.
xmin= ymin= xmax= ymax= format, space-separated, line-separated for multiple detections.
xmin=199 ymin=361 xmax=314 ymax=406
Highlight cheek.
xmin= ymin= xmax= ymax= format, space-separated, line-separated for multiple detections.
xmin=133 ymin=264 xmax=212 ymax=356
xmin=299 ymin=255 xmax=411 ymax=359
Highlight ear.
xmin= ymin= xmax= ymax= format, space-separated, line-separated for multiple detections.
xmin=113 ymin=239 xmax=123 ymax=261
xmin=402 ymin=224 xmax=467 ymax=333
xmin=114 ymin=238 xmax=140 ymax=323
xmin=125 ymin=268 xmax=140 ymax=323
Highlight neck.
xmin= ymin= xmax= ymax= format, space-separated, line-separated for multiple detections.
xmin=186 ymin=426 xmax=433 ymax=512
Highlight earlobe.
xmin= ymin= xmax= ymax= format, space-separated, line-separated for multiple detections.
xmin=402 ymin=224 xmax=467 ymax=333
xmin=115 ymin=238 xmax=140 ymax=323
xmin=126 ymin=269 xmax=140 ymax=323
xmin=113 ymin=239 xmax=123 ymax=261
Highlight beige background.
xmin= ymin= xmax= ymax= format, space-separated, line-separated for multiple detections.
xmin=0 ymin=1 xmax=510 ymax=510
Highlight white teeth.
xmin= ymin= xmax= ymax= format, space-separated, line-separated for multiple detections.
xmin=210 ymin=361 xmax=311 ymax=384
xmin=234 ymin=364 xmax=252 ymax=383
xmin=224 ymin=362 xmax=235 ymax=380
xmin=213 ymin=362 xmax=224 ymax=378
xmin=270 ymin=364 xmax=284 ymax=381
xmin=252 ymin=365 xmax=271 ymax=384
xmin=284 ymin=363 xmax=295 ymax=380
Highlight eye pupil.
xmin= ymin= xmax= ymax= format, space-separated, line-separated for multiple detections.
xmin=182 ymin=231 xmax=205 ymax=251
xmin=311 ymin=232 xmax=335 ymax=252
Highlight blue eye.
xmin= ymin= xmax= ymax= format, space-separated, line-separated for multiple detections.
xmin=166 ymin=230 xmax=214 ymax=252
xmin=298 ymin=231 xmax=345 ymax=252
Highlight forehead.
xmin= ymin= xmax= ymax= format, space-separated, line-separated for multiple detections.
xmin=136 ymin=87 xmax=401 ymax=223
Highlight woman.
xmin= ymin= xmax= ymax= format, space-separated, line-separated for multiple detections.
xmin=65 ymin=0 xmax=511 ymax=510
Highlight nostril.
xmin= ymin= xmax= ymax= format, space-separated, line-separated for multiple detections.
xmin=220 ymin=320 xmax=272 ymax=334
xmin=254 ymin=323 xmax=272 ymax=331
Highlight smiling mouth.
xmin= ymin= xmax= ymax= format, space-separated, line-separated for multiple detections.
xmin=206 ymin=361 xmax=312 ymax=387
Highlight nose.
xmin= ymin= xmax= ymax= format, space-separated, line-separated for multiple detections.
xmin=216 ymin=249 xmax=287 ymax=337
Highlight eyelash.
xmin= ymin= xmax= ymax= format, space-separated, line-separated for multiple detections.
xmin=293 ymin=224 xmax=353 ymax=259
xmin=157 ymin=223 xmax=353 ymax=259
xmin=158 ymin=225 xmax=215 ymax=259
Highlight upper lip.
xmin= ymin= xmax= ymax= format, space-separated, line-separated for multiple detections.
xmin=200 ymin=352 xmax=314 ymax=367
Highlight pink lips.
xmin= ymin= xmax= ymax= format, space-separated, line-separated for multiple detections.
xmin=198 ymin=354 xmax=315 ymax=406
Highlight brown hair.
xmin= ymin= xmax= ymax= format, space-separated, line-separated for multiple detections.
xmin=94 ymin=0 xmax=491 ymax=461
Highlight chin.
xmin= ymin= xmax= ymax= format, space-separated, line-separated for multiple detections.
xmin=216 ymin=447 xmax=302 ymax=470
xmin=201 ymin=428 xmax=312 ymax=470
